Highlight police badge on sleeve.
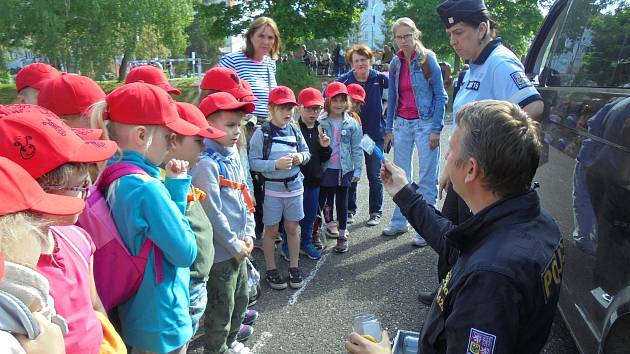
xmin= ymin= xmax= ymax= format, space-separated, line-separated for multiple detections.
xmin=510 ymin=71 xmax=533 ymax=89
xmin=467 ymin=328 xmax=496 ymax=354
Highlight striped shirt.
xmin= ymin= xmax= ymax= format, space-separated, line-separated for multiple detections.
xmin=219 ymin=51 xmax=277 ymax=117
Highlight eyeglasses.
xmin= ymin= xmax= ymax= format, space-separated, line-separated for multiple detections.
xmin=395 ymin=33 xmax=414 ymax=42
xmin=304 ymin=106 xmax=323 ymax=113
xmin=63 ymin=179 xmax=91 ymax=200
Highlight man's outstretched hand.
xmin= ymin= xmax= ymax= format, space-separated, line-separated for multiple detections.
xmin=380 ymin=160 xmax=409 ymax=198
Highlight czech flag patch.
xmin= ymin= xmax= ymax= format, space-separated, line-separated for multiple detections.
xmin=467 ymin=328 xmax=496 ymax=354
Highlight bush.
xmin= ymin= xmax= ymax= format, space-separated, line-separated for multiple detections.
xmin=276 ymin=58 xmax=319 ymax=94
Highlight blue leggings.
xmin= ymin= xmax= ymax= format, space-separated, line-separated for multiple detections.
xmin=300 ymin=185 xmax=320 ymax=245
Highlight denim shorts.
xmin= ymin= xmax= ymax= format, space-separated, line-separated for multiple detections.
xmin=263 ymin=194 xmax=304 ymax=225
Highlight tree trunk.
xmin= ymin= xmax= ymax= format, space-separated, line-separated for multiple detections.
xmin=454 ymin=53 xmax=461 ymax=72
xmin=118 ymin=52 xmax=129 ymax=82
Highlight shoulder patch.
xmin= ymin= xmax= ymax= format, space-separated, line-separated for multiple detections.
xmin=541 ymin=238 xmax=565 ymax=304
xmin=467 ymin=328 xmax=496 ymax=354
xmin=510 ymin=71 xmax=532 ymax=90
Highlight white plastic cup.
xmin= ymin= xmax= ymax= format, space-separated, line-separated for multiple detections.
xmin=352 ymin=314 xmax=383 ymax=342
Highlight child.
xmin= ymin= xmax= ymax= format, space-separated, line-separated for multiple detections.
xmin=0 ymin=157 xmax=77 ymax=354
xmin=249 ymin=86 xmax=311 ymax=289
xmin=15 ymin=63 xmax=61 ymax=105
xmin=90 ymin=82 xmax=200 ymax=353
xmin=346 ymin=83 xmax=366 ymax=224
xmin=295 ymin=88 xmax=331 ymax=259
xmin=37 ymin=73 xmax=106 ymax=128
xmin=317 ymin=82 xmax=363 ymax=253
xmin=125 ymin=65 xmax=182 ymax=96
xmin=169 ymin=102 xmax=226 ymax=336
xmin=196 ymin=67 xmax=249 ymax=105
xmin=193 ymin=92 xmax=256 ymax=353
xmin=0 ymin=110 xmax=120 ymax=354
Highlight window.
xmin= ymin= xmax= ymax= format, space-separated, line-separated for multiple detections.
xmin=543 ymin=0 xmax=630 ymax=88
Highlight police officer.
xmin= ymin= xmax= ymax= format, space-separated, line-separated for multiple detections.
xmin=415 ymin=0 xmax=548 ymax=304
xmin=345 ymin=100 xmax=563 ymax=354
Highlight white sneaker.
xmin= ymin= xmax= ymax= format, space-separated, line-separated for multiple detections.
xmin=382 ymin=225 xmax=409 ymax=237
xmin=413 ymin=234 xmax=428 ymax=247
xmin=366 ymin=214 xmax=381 ymax=226
xmin=229 ymin=341 xmax=252 ymax=354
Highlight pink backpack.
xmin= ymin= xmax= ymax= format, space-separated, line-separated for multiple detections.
xmin=77 ymin=163 xmax=163 ymax=311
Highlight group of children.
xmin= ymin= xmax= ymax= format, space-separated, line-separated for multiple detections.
xmin=1 ymin=61 xmax=368 ymax=354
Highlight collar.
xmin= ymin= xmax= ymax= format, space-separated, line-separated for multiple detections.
xmin=203 ymin=138 xmax=232 ymax=158
xmin=351 ymin=68 xmax=379 ymax=82
xmin=298 ymin=118 xmax=318 ymax=130
xmin=108 ymin=150 xmax=160 ymax=178
xmin=446 ymin=190 xmax=541 ymax=252
xmin=472 ymin=37 xmax=503 ymax=65
xmin=395 ymin=50 xmax=418 ymax=61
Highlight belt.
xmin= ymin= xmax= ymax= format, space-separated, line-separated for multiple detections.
xmin=264 ymin=173 xmax=300 ymax=189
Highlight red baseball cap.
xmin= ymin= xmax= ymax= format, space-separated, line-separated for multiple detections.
xmin=15 ymin=63 xmax=61 ymax=92
xmin=0 ymin=157 xmax=85 ymax=216
xmin=269 ymin=86 xmax=297 ymax=105
xmin=125 ymin=65 xmax=181 ymax=95
xmin=200 ymin=67 xmax=247 ymax=99
xmin=325 ymin=81 xmax=348 ymax=98
xmin=37 ymin=73 xmax=106 ymax=116
xmin=347 ymin=84 xmax=366 ymax=104
xmin=199 ymin=92 xmax=256 ymax=117
xmin=298 ymin=88 xmax=324 ymax=107
xmin=105 ymin=82 xmax=199 ymax=136
xmin=0 ymin=112 xmax=118 ymax=179
xmin=240 ymin=80 xmax=259 ymax=102
xmin=0 ymin=103 xmax=104 ymax=140
xmin=175 ymin=102 xmax=226 ymax=139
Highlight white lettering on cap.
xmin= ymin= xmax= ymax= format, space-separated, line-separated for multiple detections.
xmin=448 ymin=17 xmax=454 ymax=24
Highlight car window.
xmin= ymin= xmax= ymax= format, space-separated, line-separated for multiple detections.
xmin=543 ymin=0 xmax=629 ymax=88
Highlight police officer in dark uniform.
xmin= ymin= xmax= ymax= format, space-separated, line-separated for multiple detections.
xmin=345 ymin=100 xmax=564 ymax=354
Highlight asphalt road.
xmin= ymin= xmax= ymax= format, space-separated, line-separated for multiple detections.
xmin=189 ymin=122 xmax=578 ymax=354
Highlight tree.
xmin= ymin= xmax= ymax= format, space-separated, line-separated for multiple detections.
xmin=195 ymin=0 xmax=365 ymax=51
xmin=383 ymin=0 xmax=544 ymax=70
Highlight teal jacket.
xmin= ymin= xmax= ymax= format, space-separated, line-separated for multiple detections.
xmin=107 ymin=151 xmax=197 ymax=353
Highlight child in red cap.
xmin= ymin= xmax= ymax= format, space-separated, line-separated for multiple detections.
xmin=317 ymin=81 xmax=363 ymax=253
xmin=37 ymin=73 xmax=106 ymax=129
xmin=0 ymin=110 xmax=119 ymax=354
xmin=193 ymin=92 xmax=257 ymax=353
xmin=125 ymin=65 xmax=181 ymax=95
xmin=346 ymin=83 xmax=366 ymax=225
xmin=14 ymin=63 xmax=61 ymax=105
xmin=295 ymin=88 xmax=331 ymax=258
xmin=249 ymin=86 xmax=311 ymax=290
xmin=89 ymin=82 xmax=200 ymax=353
xmin=196 ymin=67 xmax=248 ymax=105
xmin=0 ymin=157 xmax=81 ymax=354
xmin=166 ymin=102 xmax=226 ymax=337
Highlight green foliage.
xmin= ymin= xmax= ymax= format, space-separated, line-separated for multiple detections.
xmin=195 ymin=0 xmax=365 ymax=50
xmin=383 ymin=0 xmax=544 ymax=65
xmin=276 ymin=58 xmax=319 ymax=93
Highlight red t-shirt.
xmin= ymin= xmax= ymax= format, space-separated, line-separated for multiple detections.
xmin=396 ymin=51 xmax=420 ymax=119
xmin=37 ymin=225 xmax=103 ymax=354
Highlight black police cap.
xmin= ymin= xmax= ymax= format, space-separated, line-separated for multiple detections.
xmin=436 ymin=0 xmax=488 ymax=28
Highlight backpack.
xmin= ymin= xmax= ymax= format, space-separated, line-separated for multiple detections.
xmin=261 ymin=121 xmax=303 ymax=161
xmin=77 ymin=163 xmax=163 ymax=311
xmin=204 ymin=148 xmax=255 ymax=212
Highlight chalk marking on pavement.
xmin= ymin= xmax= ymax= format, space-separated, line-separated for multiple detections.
xmin=251 ymin=331 xmax=273 ymax=354
xmin=288 ymin=253 xmax=329 ymax=306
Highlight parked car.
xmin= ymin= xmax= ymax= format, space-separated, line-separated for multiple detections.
xmin=523 ymin=0 xmax=630 ymax=353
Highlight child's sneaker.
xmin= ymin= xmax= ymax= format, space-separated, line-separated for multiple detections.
xmin=312 ymin=234 xmax=324 ymax=250
xmin=288 ymin=267 xmax=304 ymax=289
xmin=242 ymin=309 xmax=259 ymax=325
xmin=347 ymin=212 xmax=355 ymax=224
xmin=236 ymin=324 xmax=254 ymax=342
xmin=265 ymin=269 xmax=287 ymax=290
xmin=280 ymin=241 xmax=290 ymax=262
xmin=229 ymin=341 xmax=252 ymax=354
xmin=300 ymin=243 xmax=322 ymax=260
xmin=325 ymin=222 xmax=339 ymax=238
xmin=334 ymin=237 xmax=349 ymax=253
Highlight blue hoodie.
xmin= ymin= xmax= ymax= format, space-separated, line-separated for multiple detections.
xmin=107 ymin=151 xmax=197 ymax=353
xmin=338 ymin=69 xmax=388 ymax=143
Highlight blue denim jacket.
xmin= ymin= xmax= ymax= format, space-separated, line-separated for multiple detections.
xmin=318 ymin=112 xmax=363 ymax=178
xmin=386 ymin=51 xmax=448 ymax=134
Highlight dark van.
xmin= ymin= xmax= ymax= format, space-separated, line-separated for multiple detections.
xmin=523 ymin=0 xmax=629 ymax=353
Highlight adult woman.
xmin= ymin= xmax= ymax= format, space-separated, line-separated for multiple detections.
xmin=338 ymin=44 xmax=389 ymax=226
xmin=219 ymin=16 xmax=280 ymax=119
xmin=437 ymin=0 xmax=543 ymax=226
xmin=382 ymin=17 xmax=448 ymax=247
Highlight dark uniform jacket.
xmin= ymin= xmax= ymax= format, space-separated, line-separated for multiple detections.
xmin=393 ymin=184 xmax=564 ymax=354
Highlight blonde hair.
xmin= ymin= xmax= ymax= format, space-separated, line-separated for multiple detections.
xmin=0 ymin=212 xmax=49 ymax=265
xmin=37 ymin=163 xmax=90 ymax=191
xmin=245 ymin=17 xmax=281 ymax=60
xmin=392 ymin=17 xmax=431 ymax=62
xmin=324 ymin=95 xmax=351 ymax=115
